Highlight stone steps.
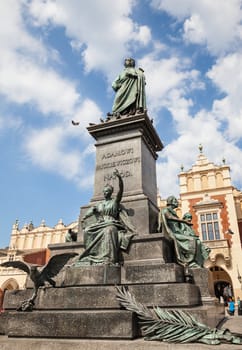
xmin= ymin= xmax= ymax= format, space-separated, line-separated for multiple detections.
xmin=1 ymin=268 xmax=223 ymax=340
xmin=0 ymin=236 xmax=223 ymax=340
xmin=3 ymin=283 xmax=201 ymax=310
xmin=0 ymin=310 xmax=137 ymax=339
xmin=0 ymin=303 xmax=224 ymax=339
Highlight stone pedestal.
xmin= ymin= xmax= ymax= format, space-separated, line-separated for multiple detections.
xmin=1 ymin=233 xmax=224 ymax=340
xmin=0 ymin=115 xmax=225 ymax=344
xmin=188 ymin=267 xmax=217 ymax=304
xmin=78 ymin=113 xmax=163 ymax=236
xmin=3 ymin=310 xmax=137 ymax=339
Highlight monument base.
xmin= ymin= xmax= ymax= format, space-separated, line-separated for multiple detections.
xmin=1 ymin=231 xmax=224 ymax=340
xmin=0 ymin=310 xmax=137 ymax=339
xmin=1 ymin=260 xmax=224 ymax=340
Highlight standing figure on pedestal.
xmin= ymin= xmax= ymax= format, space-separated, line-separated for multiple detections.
xmin=76 ymin=169 xmax=135 ymax=266
xmin=160 ymin=196 xmax=210 ymax=268
xmin=111 ymin=57 xmax=146 ymax=116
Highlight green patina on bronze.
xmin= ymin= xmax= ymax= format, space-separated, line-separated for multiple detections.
xmin=76 ymin=169 xmax=135 ymax=266
xmin=159 ymin=196 xmax=210 ymax=268
xmin=111 ymin=58 xmax=146 ymax=116
xmin=116 ymin=286 xmax=241 ymax=345
xmin=0 ymin=253 xmax=77 ymax=311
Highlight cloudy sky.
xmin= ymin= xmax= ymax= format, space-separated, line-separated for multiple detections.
xmin=1 ymin=0 xmax=242 ymax=248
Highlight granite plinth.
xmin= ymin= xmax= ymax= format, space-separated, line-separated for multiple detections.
xmin=26 ymin=259 xmax=114 ymax=289
xmin=3 ymin=283 xmax=201 ymax=310
xmin=3 ymin=289 xmax=33 ymax=309
xmin=3 ymin=286 xmax=120 ymax=310
xmin=122 ymin=233 xmax=174 ymax=263
xmin=122 ymin=263 xmax=184 ymax=284
xmin=59 ymin=265 xmax=121 ymax=286
xmin=48 ymin=241 xmax=84 ymax=256
xmin=128 ymin=283 xmax=201 ymax=307
xmin=118 ymin=195 xmax=159 ymax=234
xmin=3 ymin=310 xmax=137 ymax=339
xmin=48 ymin=234 xmax=174 ymax=265
xmin=188 ymin=268 xmax=216 ymax=304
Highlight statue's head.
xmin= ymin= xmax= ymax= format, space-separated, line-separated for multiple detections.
xmin=124 ymin=57 xmax=135 ymax=68
xmin=183 ymin=212 xmax=192 ymax=222
xmin=103 ymin=184 xmax=114 ymax=198
xmin=166 ymin=195 xmax=178 ymax=208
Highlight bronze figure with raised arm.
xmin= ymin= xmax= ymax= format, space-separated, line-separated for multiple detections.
xmin=76 ymin=169 xmax=135 ymax=266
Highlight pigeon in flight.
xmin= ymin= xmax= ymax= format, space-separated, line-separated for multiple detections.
xmin=71 ymin=120 xmax=80 ymax=126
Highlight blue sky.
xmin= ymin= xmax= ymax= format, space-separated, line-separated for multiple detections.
xmin=1 ymin=0 xmax=242 ymax=248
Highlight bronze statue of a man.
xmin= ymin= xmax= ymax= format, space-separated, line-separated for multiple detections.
xmin=160 ymin=196 xmax=210 ymax=268
xmin=111 ymin=58 xmax=146 ymax=116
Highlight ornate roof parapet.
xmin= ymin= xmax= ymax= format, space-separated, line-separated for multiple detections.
xmin=40 ymin=219 xmax=46 ymax=227
xmin=11 ymin=219 xmax=19 ymax=234
xmin=54 ymin=219 xmax=65 ymax=229
xmin=179 ymin=146 xmax=232 ymax=194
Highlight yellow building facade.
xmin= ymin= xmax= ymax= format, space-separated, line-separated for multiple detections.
xmin=177 ymin=147 xmax=242 ymax=301
xmin=0 ymin=218 xmax=77 ymax=304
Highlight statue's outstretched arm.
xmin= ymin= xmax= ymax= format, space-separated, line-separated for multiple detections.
xmin=113 ymin=169 xmax=123 ymax=204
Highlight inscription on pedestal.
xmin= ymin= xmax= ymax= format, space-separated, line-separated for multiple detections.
xmin=94 ymin=137 xmax=145 ymax=199
xmin=96 ymin=147 xmax=141 ymax=181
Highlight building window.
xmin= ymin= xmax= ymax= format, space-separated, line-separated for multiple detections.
xmin=200 ymin=212 xmax=220 ymax=240
xmin=8 ymin=254 xmax=15 ymax=261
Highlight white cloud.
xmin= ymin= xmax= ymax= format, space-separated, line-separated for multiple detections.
xmin=157 ymin=108 xmax=242 ymax=197
xmin=132 ymin=25 xmax=151 ymax=45
xmin=23 ymin=123 xmax=92 ymax=185
xmin=26 ymin=129 xmax=82 ymax=181
xmin=0 ymin=51 xmax=80 ymax=117
xmin=0 ymin=0 xmax=49 ymax=61
xmin=151 ymin=0 xmax=242 ymax=55
xmin=148 ymin=0 xmax=242 ymax=196
xmin=0 ymin=1 xmax=83 ymax=119
xmin=183 ymin=14 xmax=206 ymax=45
xmin=27 ymin=0 xmax=152 ymax=78
xmin=138 ymin=54 xmax=202 ymax=121
xmin=0 ymin=0 xmax=104 ymax=188
xmin=21 ymin=97 xmax=101 ymax=187
xmin=26 ymin=0 xmax=67 ymax=27
xmin=207 ymin=53 xmax=242 ymax=140
xmin=73 ymin=99 xmax=103 ymax=129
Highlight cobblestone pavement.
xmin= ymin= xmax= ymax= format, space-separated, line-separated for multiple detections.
xmin=219 ymin=313 xmax=242 ymax=337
